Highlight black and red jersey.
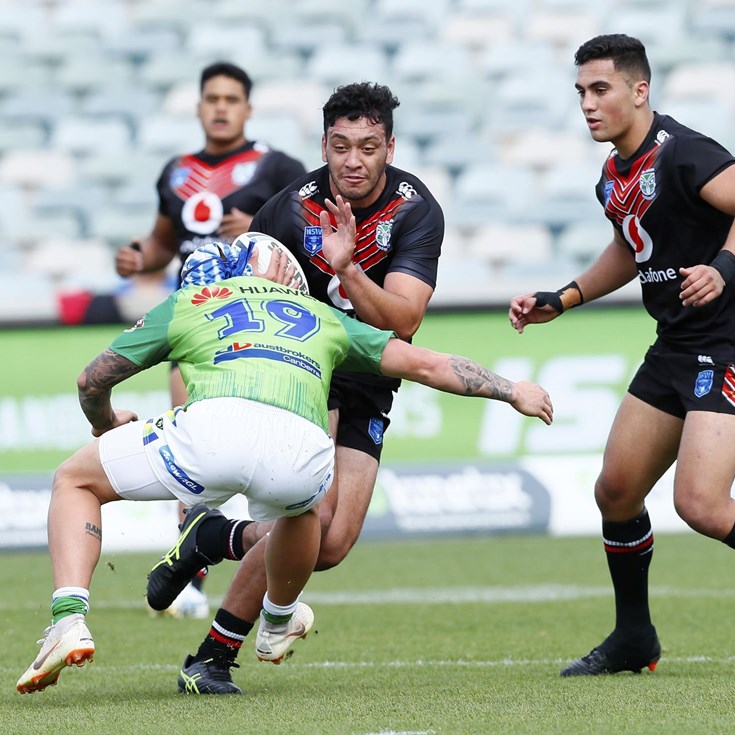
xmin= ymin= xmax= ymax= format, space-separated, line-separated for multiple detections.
xmin=156 ymin=141 xmax=306 ymax=265
xmin=251 ymin=164 xmax=444 ymax=311
xmin=596 ymin=113 xmax=735 ymax=351
xmin=251 ymin=164 xmax=445 ymax=392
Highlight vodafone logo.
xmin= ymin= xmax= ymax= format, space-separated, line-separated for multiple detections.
xmin=622 ymin=214 xmax=653 ymax=263
xmin=181 ymin=191 xmax=223 ymax=235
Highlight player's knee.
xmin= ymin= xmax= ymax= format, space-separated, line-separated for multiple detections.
xmin=315 ymin=546 xmax=348 ymax=571
xmin=315 ymin=533 xmax=356 ymax=571
xmin=674 ymin=493 xmax=724 ymax=538
xmin=51 ymin=456 xmax=79 ymax=495
xmin=594 ymin=474 xmax=630 ymax=513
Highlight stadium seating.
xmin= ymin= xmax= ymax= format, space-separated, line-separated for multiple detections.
xmin=1 ymin=0 xmax=734 ymax=322
xmin=50 ymin=116 xmax=133 ymax=156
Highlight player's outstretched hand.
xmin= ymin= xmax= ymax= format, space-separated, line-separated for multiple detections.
xmin=115 ymin=240 xmax=144 ymax=277
xmin=679 ymin=264 xmax=725 ymax=307
xmin=510 ymin=381 xmax=553 ymax=425
xmin=508 ymin=293 xmax=561 ymax=334
xmin=91 ymin=409 xmax=138 ymax=438
xmin=320 ymin=195 xmax=357 ymax=273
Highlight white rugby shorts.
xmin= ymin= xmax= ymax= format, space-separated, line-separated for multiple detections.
xmin=98 ymin=397 xmax=334 ymax=521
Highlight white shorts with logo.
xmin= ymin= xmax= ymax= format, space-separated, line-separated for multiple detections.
xmin=98 ymin=397 xmax=334 ymax=521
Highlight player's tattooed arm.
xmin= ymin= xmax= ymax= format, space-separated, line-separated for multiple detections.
xmin=448 ymin=356 xmax=513 ymax=400
xmin=77 ymin=349 xmax=143 ymax=433
xmin=379 ymin=339 xmax=553 ymax=424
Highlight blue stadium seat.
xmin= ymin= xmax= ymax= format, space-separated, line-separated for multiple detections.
xmin=185 ymin=23 xmax=266 ymax=58
xmin=392 ymin=40 xmax=473 ymax=82
xmin=33 ymin=184 xmax=111 ymax=238
xmin=448 ymin=164 xmax=539 ymax=227
xmin=50 ymin=116 xmax=133 ymax=156
xmin=0 ymin=121 xmax=47 ymax=153
xmin=555 ymin=221 xmax=613 ymax=266
xmin=0 ymin=88 xmax=77 ymax=129
xmin=306 ymin=45 xmax=390 ymax=88
xmin=0 ymin=150 xmax=77 ymax=189
xmin=136 ymin=115 xmax=202 ymax=156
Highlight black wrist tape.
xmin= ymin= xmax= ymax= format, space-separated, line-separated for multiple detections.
xmin=711 ymin=250 xmax=735 ymax=284
xmin=533 ymin=280 xmax=584 ymax=314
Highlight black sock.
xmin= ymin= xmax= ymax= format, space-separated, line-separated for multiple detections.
xmin=602 ymin=509 xmax=653 ymax=633
xmin=194 ymin=608 xmax=254 ymax=664
xmin=722 ymin=522 xmax=735 ymax=549
xmin=197 ymin=517 xmax=252 ymax=561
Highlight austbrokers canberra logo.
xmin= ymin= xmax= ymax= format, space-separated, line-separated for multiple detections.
xmin=191 ymin=286 xmax=233 ymax=305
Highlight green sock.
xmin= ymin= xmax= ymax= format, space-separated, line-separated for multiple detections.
xmin=51 ymin=596 xmax=88 ymax=624
xmin=261 ymin=610 xmax=292 ymax=625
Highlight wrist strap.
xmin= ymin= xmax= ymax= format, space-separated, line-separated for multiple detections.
xmin=533 ymin=281 xmax=584 ymax=314
xmin=710 ymin=250 xmax=735 ymax=283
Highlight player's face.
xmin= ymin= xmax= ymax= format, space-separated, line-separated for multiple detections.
xmin=575 ymin=59 xmax=649 ymax=156
xmin=322 ymin=117 xmax=395 ymax=208
xmin=198 ymin=75 xmax=251 ymax=153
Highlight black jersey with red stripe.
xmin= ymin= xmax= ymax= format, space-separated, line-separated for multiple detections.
xmin=595 ymin=113 xmax=735 ymax=351
xmin=251 ymin=163 xmax=444 ymax=392
xmin=251 ymin=164 xmax=443 ymax=311
xmin=156 ymin=141 xmax=306 ymax=265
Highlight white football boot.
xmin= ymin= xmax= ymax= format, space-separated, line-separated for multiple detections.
xmin=255 ymin=602 xmax=314 ymax=664
xmin=17 ymin=614 xmax=95 ymax=694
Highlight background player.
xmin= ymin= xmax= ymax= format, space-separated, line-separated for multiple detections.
xmin=509 ymin=33 xmax=735 ymax=676
xmin=114 ymin=61 xmax=306 ymax=615
xmin=17 ymin=239 xmax=553 ymax=695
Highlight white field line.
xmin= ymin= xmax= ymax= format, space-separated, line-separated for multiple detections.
xmin=3 ymin=655 xmax=735 ymax=677
xmin=4 ymin=584 xmax=735 ymax=612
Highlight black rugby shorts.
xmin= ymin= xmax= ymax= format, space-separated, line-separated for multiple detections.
xmin=327 ymin=373 xmax=394 ymax=461
xmin=628 ymin=346 xmax=735 ymax=419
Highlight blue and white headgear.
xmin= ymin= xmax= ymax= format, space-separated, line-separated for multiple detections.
xmin=180 ymin=240 xmax=254 ymax=287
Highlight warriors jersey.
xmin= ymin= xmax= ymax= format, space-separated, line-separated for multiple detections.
xmin=596 ymin=113 xmax=735 ymax=351
xmin=108 ymin=276 xmax=393 ymax=432
xmin=250 ymin=164 xmax=444 ymax=392
xmin=156 ymin=141 xmax=306 ymax=268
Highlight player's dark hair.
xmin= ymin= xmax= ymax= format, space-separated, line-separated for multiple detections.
xmin=322 ymin=82 xmax=400 ymax=138
xmin=574 ymin=34 xmax=651 ymax=83
xmin=200 ymin=61 xmax=253 ymax=99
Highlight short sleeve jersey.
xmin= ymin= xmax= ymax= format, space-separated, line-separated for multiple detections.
xmin=250 ymin=164 xmax=444 ymax=391
xmin=596 ymin=113 xmax=735 ymax=351
xmin=108 ymin=276 xmax=393 ymax=432
xmin=156 ymin=141 xmax=306 ymax=268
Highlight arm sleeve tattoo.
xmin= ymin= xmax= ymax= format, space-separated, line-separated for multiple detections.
xmin=448 ymin=356 xmax=513 ymax=401
xmin=78 ymin=349 xmax=143 ymax=430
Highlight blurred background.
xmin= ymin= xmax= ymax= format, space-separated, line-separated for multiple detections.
xmin=3 ymin=0 xmax=733 ymax=548
xmin=2 ymin=0 xmax=735 ymax=324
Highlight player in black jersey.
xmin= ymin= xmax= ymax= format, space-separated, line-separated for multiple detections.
xmin=510 ymin=34 xmax=735 ymax=676
xmin=115 ymin=61 xmax=305 ymax=616
xmin=162 ymin=82 xmax=445 ymax=690
xmin=115 ymin=61 xmax=305 ymax=288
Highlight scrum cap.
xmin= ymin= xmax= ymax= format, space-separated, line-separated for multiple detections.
xmin=180 ymin=241 xmax=254 ymax=287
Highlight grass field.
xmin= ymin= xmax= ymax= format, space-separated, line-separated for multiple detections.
xmin=3 ymin=532 xmax=735 ymax=735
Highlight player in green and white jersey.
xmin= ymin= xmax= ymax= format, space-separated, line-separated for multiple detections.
xmin=17 ymin=238 xmax=553 ymax=695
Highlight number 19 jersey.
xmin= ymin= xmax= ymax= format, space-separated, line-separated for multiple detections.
xmin=108 ymin=276 xmax=393 ymax=431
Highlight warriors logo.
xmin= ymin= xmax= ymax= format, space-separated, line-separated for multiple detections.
xmin=375 ymin=221 xmax=393 ymax=251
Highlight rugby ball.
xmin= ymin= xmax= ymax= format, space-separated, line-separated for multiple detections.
xmin=233 ymin=231 xmax=309 ymax=295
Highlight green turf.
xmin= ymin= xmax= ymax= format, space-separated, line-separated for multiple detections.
xmin=2 ymin=532 xmax=735 ymax=734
